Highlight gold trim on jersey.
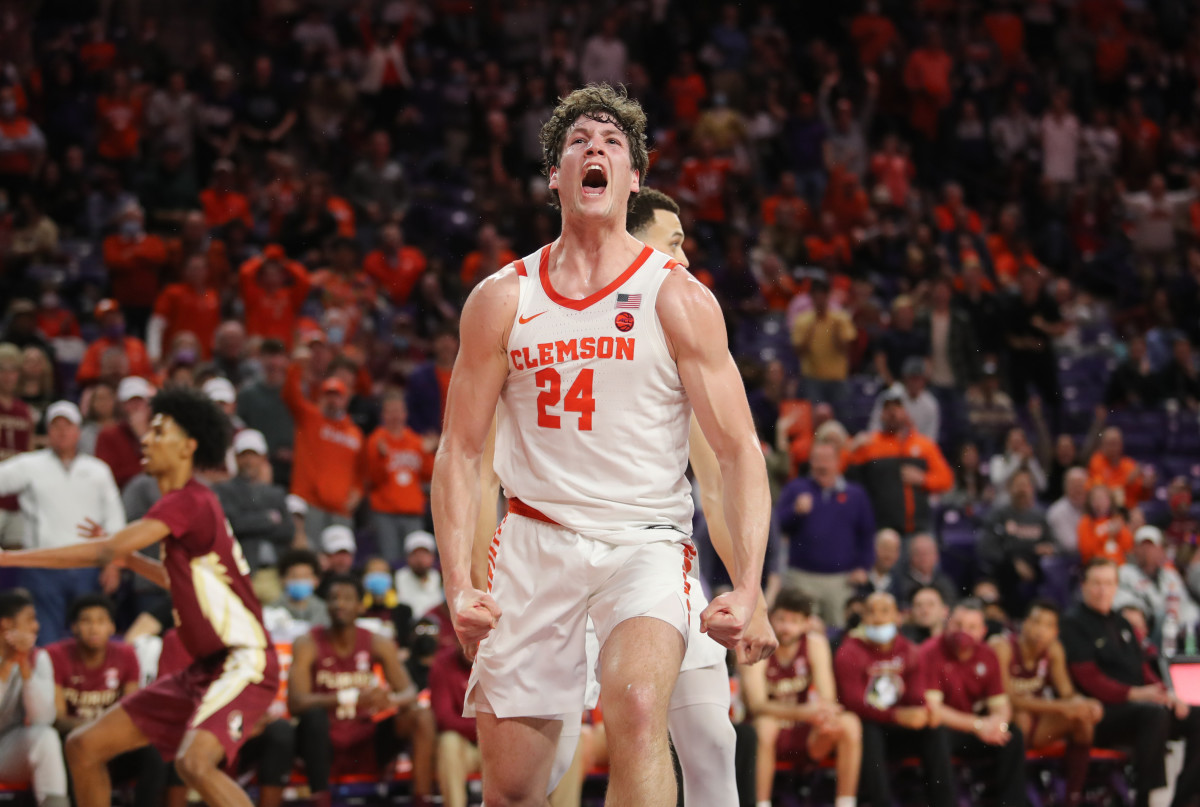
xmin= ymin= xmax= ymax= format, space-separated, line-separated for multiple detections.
xmin=190 ymin=551 xmax=268 ymax=651
xmin=190 ymin=646 xmax=267 ymax=729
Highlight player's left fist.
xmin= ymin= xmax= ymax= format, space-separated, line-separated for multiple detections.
xmin=700 ymin=588 xmax=758 ymax=656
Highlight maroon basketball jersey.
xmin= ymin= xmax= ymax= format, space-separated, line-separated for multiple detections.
xmin=921 ymin=635 xmax=1005 ymax=715
xmin=766 ymin=635 xmax=811 ymax=728
xmin=0 ymin=398 xmax=32 ymax=511
xmin=311 ymin=626 xmax=378 ymax=749
xmin=47 ymin=638 xmax=140 ymax=720
xmin=1007 ymin=634 xmax=1052 ymax=699
xmin=146 ymin=479 xmax=270 ymax=660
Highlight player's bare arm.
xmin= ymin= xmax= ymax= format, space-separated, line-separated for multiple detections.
xmin=371 ymin=633 xmax=419 ymax=708
xmin=431 ymin=268 xmax=518 ymax=647
xmin=78 ymin=517 xmax=170 ymax=588
xmin=687 ymin=416 xmax=777 ymax=660
xmin=471 ymin=416 xmax=500 ymax=592
xmin=659 ymin=268 xmax=770 ymax=660
xmin=739 ymin=655 xmax=831 ymax=725
xmin=0 ymin=518 xmax=169 ymax=571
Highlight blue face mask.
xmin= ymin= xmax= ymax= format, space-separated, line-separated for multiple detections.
xmin=364 ymin=571 xmax=391 ymax=598
xmin=863 ymin=622 xmax=897 ymax=645
xmin=286 ymin=580 xmax=314 ymax=602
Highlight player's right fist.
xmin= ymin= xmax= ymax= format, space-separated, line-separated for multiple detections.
xmin=450 ymin=587 xmax=502 ymax=647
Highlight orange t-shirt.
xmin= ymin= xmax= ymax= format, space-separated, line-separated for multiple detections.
xmin=1077 ymin=515 xmax=1133 ymax=565
xmin=460 ymin=249 xmax=517 ymax=289
xmin=103 ymin=234 xmax=169 ymax=309
xmin=283 ymin=364 xmax=365 ymax=515
xmin=680 ymin=157 xmax=733 ymax=223
xmin=326 ymin=196 xmax=356 ymax=238
xmin=1088 ymin=453 xmax=1145 ymax=508
xmin=366 ymin=426 xmax=434 ymax=516
xmin=153 ymin=283 xmax=221 ymax=358
xmin=850 ymin=14 xmax=899 ymax=67
xmin=761 ymin=194 xmax=809 ymax=230
xmin=667 ymin=73 xmax=707 ymax=125
xmin=200 ymin=189 xmax=254 ymax=230
xmin=77 ymin=336 xmax=154 ymax=385
xmin=984 ymin=12 xmax=1024 ymax=64
xmin=365 ymin=246 xmax=428 ymax=304
xmin=239 ymin=256 xmax=312 ymax=347
xmin=804 ymin=234 xmax=852 ymax=268
xmin=96 ymin=95 xmax=144 ymax=161
xmin=37 ymin=309 xmax=79 ymax=339
xmin=933 ymin=204 xmax=983 ymax=234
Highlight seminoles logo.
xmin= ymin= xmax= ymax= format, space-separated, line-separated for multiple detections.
xmin=355 ymin=651 xmax=371 ymax=672
xmin=614 ymin=312 xmax=635 ymax=332
xmin=104 ymin=668 xmax=120 ymax=690
xmin=227 ymin=711 xmax=243 ymax=742
xmin=866 ymin=672 xmax=904 ymax=709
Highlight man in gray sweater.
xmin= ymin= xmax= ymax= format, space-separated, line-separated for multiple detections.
xmin=0 ymin=589 xmax=67 ymax=807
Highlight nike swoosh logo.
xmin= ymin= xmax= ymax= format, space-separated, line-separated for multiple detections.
xmin=519 ymin=311 xmax=547 ymax=324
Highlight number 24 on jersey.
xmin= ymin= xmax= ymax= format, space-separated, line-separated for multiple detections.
xmin=536 ymin=368 xmax=595 ymax=431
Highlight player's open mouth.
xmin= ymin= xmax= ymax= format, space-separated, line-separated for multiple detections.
xmin=582 ymin=164 xmax=607 ymax=196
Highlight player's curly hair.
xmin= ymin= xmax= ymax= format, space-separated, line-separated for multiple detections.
xmin=540 ymin=83 xmax=649 ymax=210
xmin=69 ymin=593 xmax=116 ymax=625
xmin=151 ymin=386 xmax=232 ymax=470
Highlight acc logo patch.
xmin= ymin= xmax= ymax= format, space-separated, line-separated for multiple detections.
xmin=614 ymin=312 xmax=635 ymax=332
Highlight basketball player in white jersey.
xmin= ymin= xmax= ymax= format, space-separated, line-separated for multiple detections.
xmin=470 ymin=188 xmax=777 ymax=807
xmin=432 ymin=85 xmax=772 ymax=807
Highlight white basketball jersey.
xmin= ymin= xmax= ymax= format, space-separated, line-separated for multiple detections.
xmin=494 ymin=243 xmax=694 ymax=542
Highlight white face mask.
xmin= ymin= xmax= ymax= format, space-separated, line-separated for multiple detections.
xmin=863 ymin=622 xmax=897 ymax=645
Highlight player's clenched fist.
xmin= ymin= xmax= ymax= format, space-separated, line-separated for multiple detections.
xmin=699 ymin=589 xmax=756 ymax=654
xmin=450 ymin=587 xmax=502 ymax=647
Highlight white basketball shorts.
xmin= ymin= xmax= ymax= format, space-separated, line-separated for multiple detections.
xmin=464 ymin=507 xmax=692 ymax=720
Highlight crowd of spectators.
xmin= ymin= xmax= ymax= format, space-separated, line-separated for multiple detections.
xmin=2 ymin=0 xmax=1200 ymax=803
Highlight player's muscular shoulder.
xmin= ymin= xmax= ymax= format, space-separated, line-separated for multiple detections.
xmin=461 ymin=265 xmax=521 ymax=354
xmin=656 ymin=266 xmax=725 ymax=360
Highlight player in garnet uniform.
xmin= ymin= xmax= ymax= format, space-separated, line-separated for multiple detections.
xmin=989 ymin=599 xmax=1103 ymax=806
xmin=834 ymin=592 xmax=954 ymax=807
xmin=0 ymin=387 xmax=277 ymax=807
xmin=434 ymin=84 xmax=771 ymax=807
xmin=740 ymin=589 xmax=861 ymax=807
xmin=47 ymin=595 xmax=165 ymax=807
xmin=922 ymin=599 xmax=1028 ymax=806
xmin=288 ymin=574 xmax=435 ymax=807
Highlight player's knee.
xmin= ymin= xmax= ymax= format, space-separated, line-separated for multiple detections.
xmin=604 ymin=681 xmax=666 ymax=737
xmin=411 ymin=706 xmax=436 ymax=739
xmin=174 ymin=745 xmax=219 ymax=787
xmin=754 ymin=715 xmax=780 ymax=745
xmin=64 ymin=726 xmax=99 ymax=768
xmin=481 ymin=781 xmax=541 ymax=807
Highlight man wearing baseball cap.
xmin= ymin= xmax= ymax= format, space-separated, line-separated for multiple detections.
xmin=75 ymin=300 xmax=154 ymax=387
xmin=394 ymin=531 xmax=443 ymax=622
xmin=94 ymin=376 xmax=156 ymax=490
xmin=1118 ymin=525 xmax=1197 ymax=630
xmin=0 ymin=402 xmax=125 ymax=643
xmin=282 ymin=351 xmax=365 ymax=545
xmin=214 ymin=429 xmax=295 ymax=603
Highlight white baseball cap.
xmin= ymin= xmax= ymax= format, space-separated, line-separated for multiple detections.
xmin=232 ymin=429 xmax=268 ymax=456
xmin=405 ymin=530 xmax=436 ymax=555
xmin=322 ymin=524 xmax=356 ymax=555
xmin=202 ymin=377 xmax=237 ymax=405
xmin=46 ymin=400 xmax=82 ymax=426
xmin=117 ymin=376 xmax=155 ymax=403
xmin=1135 ymin=525 xmax=1164 ymax=546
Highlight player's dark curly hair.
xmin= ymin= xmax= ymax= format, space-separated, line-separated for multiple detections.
xmin=540 ymin=83 xmax=649 ymax=210
xmin=69 ymin=593 xmax=116 ymax=625
xmin=770 ymin=587 xmax=815 ymax=617
xmin=626 ymin=187 xmax=680 ymax=237
xmin=324 ymin=572 xmax=364 ymax=600
xmin=151 ymin=386 xmax=232 ymax=470
xmin=0 ymin=588 xmax=33 ymax=621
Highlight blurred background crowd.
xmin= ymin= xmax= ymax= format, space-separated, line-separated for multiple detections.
xmin=4 ymin=0 xmax=1200 ymax=803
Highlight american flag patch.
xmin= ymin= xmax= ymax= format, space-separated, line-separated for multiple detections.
xmin=615 ymin=293 xmax=642 ymax=310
